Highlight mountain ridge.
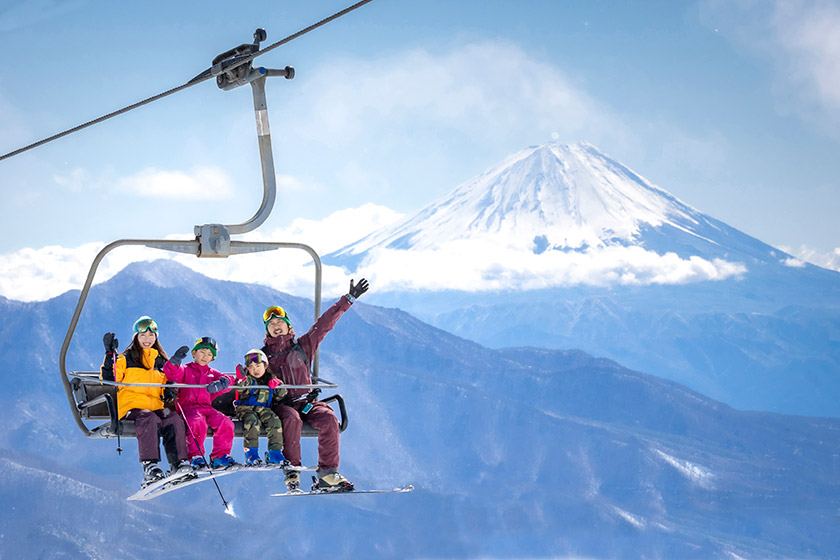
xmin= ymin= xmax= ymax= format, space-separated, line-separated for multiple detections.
xmin=1 ymin=259 xmax=839 ymax=558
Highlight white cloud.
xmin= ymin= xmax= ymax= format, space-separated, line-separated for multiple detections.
xmin=702 ymin=0 xmax=840 ymax=124
xmin=0 ymin=202 xmax=749 ymax=302
xmin=52 ymin=168 xmax=90 ymax=193
xmin=278 ymin=41 xmax=627 ymax=201
xmin=0 ymin=204 xmax=403 ymax=302
xmin=304 ymin=41 xmax=614 ymax=142
xmin=352 ymin=241 xmax=747 ymax=293
xmin=769 ymin=0 xmax=840 ymax=113
xmin=115 ymin=165 xmax=234 ymax=199
xmin=783 ymin=244 xmax=840 ymax=272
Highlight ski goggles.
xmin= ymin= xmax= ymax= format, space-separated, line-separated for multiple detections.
xmin=263 ymin=306 xmax=288 ymax=323
xmin=245 ymin=350 xmax=268 ymax=364
xmin=133 ymin=316 xmax=158 ymax=334
xmin=192 ymin=336 xmax=218 ymax=357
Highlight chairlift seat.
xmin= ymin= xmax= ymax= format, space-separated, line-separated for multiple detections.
xmin=71 ymin=373 xmax=346 ymax=439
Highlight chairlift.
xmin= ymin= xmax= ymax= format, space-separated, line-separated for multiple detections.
xmin=58 ymin=29 xmax=348 ymax=444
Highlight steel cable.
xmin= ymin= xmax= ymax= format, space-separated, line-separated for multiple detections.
xmin=0 ymin=0 xmax=374 ymax=163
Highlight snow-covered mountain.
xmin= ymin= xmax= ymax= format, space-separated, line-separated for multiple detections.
xmin=324 ymin=142 xmax=840 ymax=417
xmin=328 ymin=142 xmax=784 ymax=288
xmin=1 ymin=260 xmax=839 ymax=558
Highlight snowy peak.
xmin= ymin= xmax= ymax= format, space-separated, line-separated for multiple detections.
xmin=326 ymin=142 xmax=793 ymax=291
xmin=335 ymin=142 xmax=702 ymax=256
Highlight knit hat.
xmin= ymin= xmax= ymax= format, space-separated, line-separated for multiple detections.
xmin=192 ymin=336 xmax=218 ymax=358
xmin=263 ymin=305 xmax=292 ymax=331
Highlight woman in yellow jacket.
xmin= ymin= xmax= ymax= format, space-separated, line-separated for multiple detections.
xmin=101 ymin=316 xmax=191 ymax=487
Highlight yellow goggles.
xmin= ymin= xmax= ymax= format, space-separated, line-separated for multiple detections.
xmin=263 ymin=306 xmax=288 ymax=323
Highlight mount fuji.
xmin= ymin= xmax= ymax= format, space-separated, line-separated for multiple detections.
xmin=327 ymin=142 xmax=784 ymax=289
xmin=325 ymin=142 xmax=840 ymax=417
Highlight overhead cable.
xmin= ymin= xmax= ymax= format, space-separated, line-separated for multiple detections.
xmin=0 ymin=0 xmax=374 ymax=163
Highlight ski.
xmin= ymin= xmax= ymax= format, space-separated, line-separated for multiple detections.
xmin=271 ymin=484 xmax=414 ymax=497
xmin=127 ymin=464 xmax=317 ymax=501
xmin=127 ymin=468 xmax=204 ymax=501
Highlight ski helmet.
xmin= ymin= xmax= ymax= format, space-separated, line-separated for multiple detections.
xmin=244 ymin=348 xmax=268 ymax=364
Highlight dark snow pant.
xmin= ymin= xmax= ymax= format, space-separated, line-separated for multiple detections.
xmin=126 ymin=408 xmax=188 ymax=466
xmin=272 ymin=401 xmax=340 ymax=470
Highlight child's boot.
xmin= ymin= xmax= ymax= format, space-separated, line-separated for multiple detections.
xmin=244 ymin=447 xmax=262 ymax=466
xmin=190 ymin=456 xmax=207 ymax=470
xmin=141 ymin=461 xmax=165 ymax=488
xmin=266 ymin=449 xmax=289 ymax=467
xmin=211 ymin=454 xmax=240 ymax=470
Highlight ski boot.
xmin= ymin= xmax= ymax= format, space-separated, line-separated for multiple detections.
xmin=312 ymin=469 xmax=354 ymax=493
xmin=141 ymin=461 xmax=165 ymax=488
xmin=244 ymin=447 xmax=263 ymax=466
xmin=265 ymin=449 xmax=290 ymax=468
xmin=189 ymin=456 xmax=208 ymax=471
xmin=211 ymin=454 xmax=240 ymax=470
xmin=172 ymin=460 xmax=195 ymax=478
xmin=284 ymin=469 xmax=301 ymax=492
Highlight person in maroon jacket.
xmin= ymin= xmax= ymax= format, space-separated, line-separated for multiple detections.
xmin=262 ymin=278 xmax=368 ymax=492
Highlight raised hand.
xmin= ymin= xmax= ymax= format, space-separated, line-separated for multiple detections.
xmin=103 ymin=332 xmax=119 ymax=353
xmin=349 ymin=278 xmax=369 ymax=300
xmin=169 ymin=345 xmax=190 ymax=367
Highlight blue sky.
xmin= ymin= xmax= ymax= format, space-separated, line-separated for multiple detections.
xmin=1 ymin=0 xmax=839 ymax=301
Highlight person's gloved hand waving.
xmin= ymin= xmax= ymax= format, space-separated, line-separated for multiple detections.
xmin=348 ymin=278 xmax=369 ymax=301
xmin=101 ymin=333 xmax=119 ymax=381
xmin=103 ymin=332 xmax=119 ymax=353
xmin=206 ymin=376 xmax=231 ymax=393
xmin=169 ymin=345 xmax=189 ymax=367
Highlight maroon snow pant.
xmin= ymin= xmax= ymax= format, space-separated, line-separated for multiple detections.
xmin=273 ymin=401 xmax=340 ymax=470
xmin=126 ymin=408 xmax=189 ymax=466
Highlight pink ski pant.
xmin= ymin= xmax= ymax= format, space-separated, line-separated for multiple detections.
xmin=180 ymin=405 xmax=235 ymax=460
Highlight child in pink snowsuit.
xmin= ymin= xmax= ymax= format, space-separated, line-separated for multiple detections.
xmin=163 ymin=337 xmax=238 ymax=469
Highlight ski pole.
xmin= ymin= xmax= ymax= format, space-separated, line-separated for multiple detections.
xmin=176 ymin=401 xmax=232 ymax=512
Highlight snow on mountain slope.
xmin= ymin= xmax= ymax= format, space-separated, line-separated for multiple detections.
xmin=339 ymin=142 xmax=701 ymax=252
xmin=326 ymin=142 xmax=781 ymax=290
xmin=2 ymin=260 xmax=840 ymax=558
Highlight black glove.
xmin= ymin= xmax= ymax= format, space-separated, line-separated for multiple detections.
xmin=103 ymin=332 xmax=119 ymax=353
xmin=169 ymin=345 xmax=189 ymax=367
xmin=275 ymin=393 xmax=294 ymax=407
xmin=163 ymin=385 xmax=178 ymax=403
xmin=349 ymin=278 xmax=369 ymax=300
xmin=206 ymin=376 xmax=231 ymax=393
xmin=305 ymin=388 xmax=321 ymax=403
